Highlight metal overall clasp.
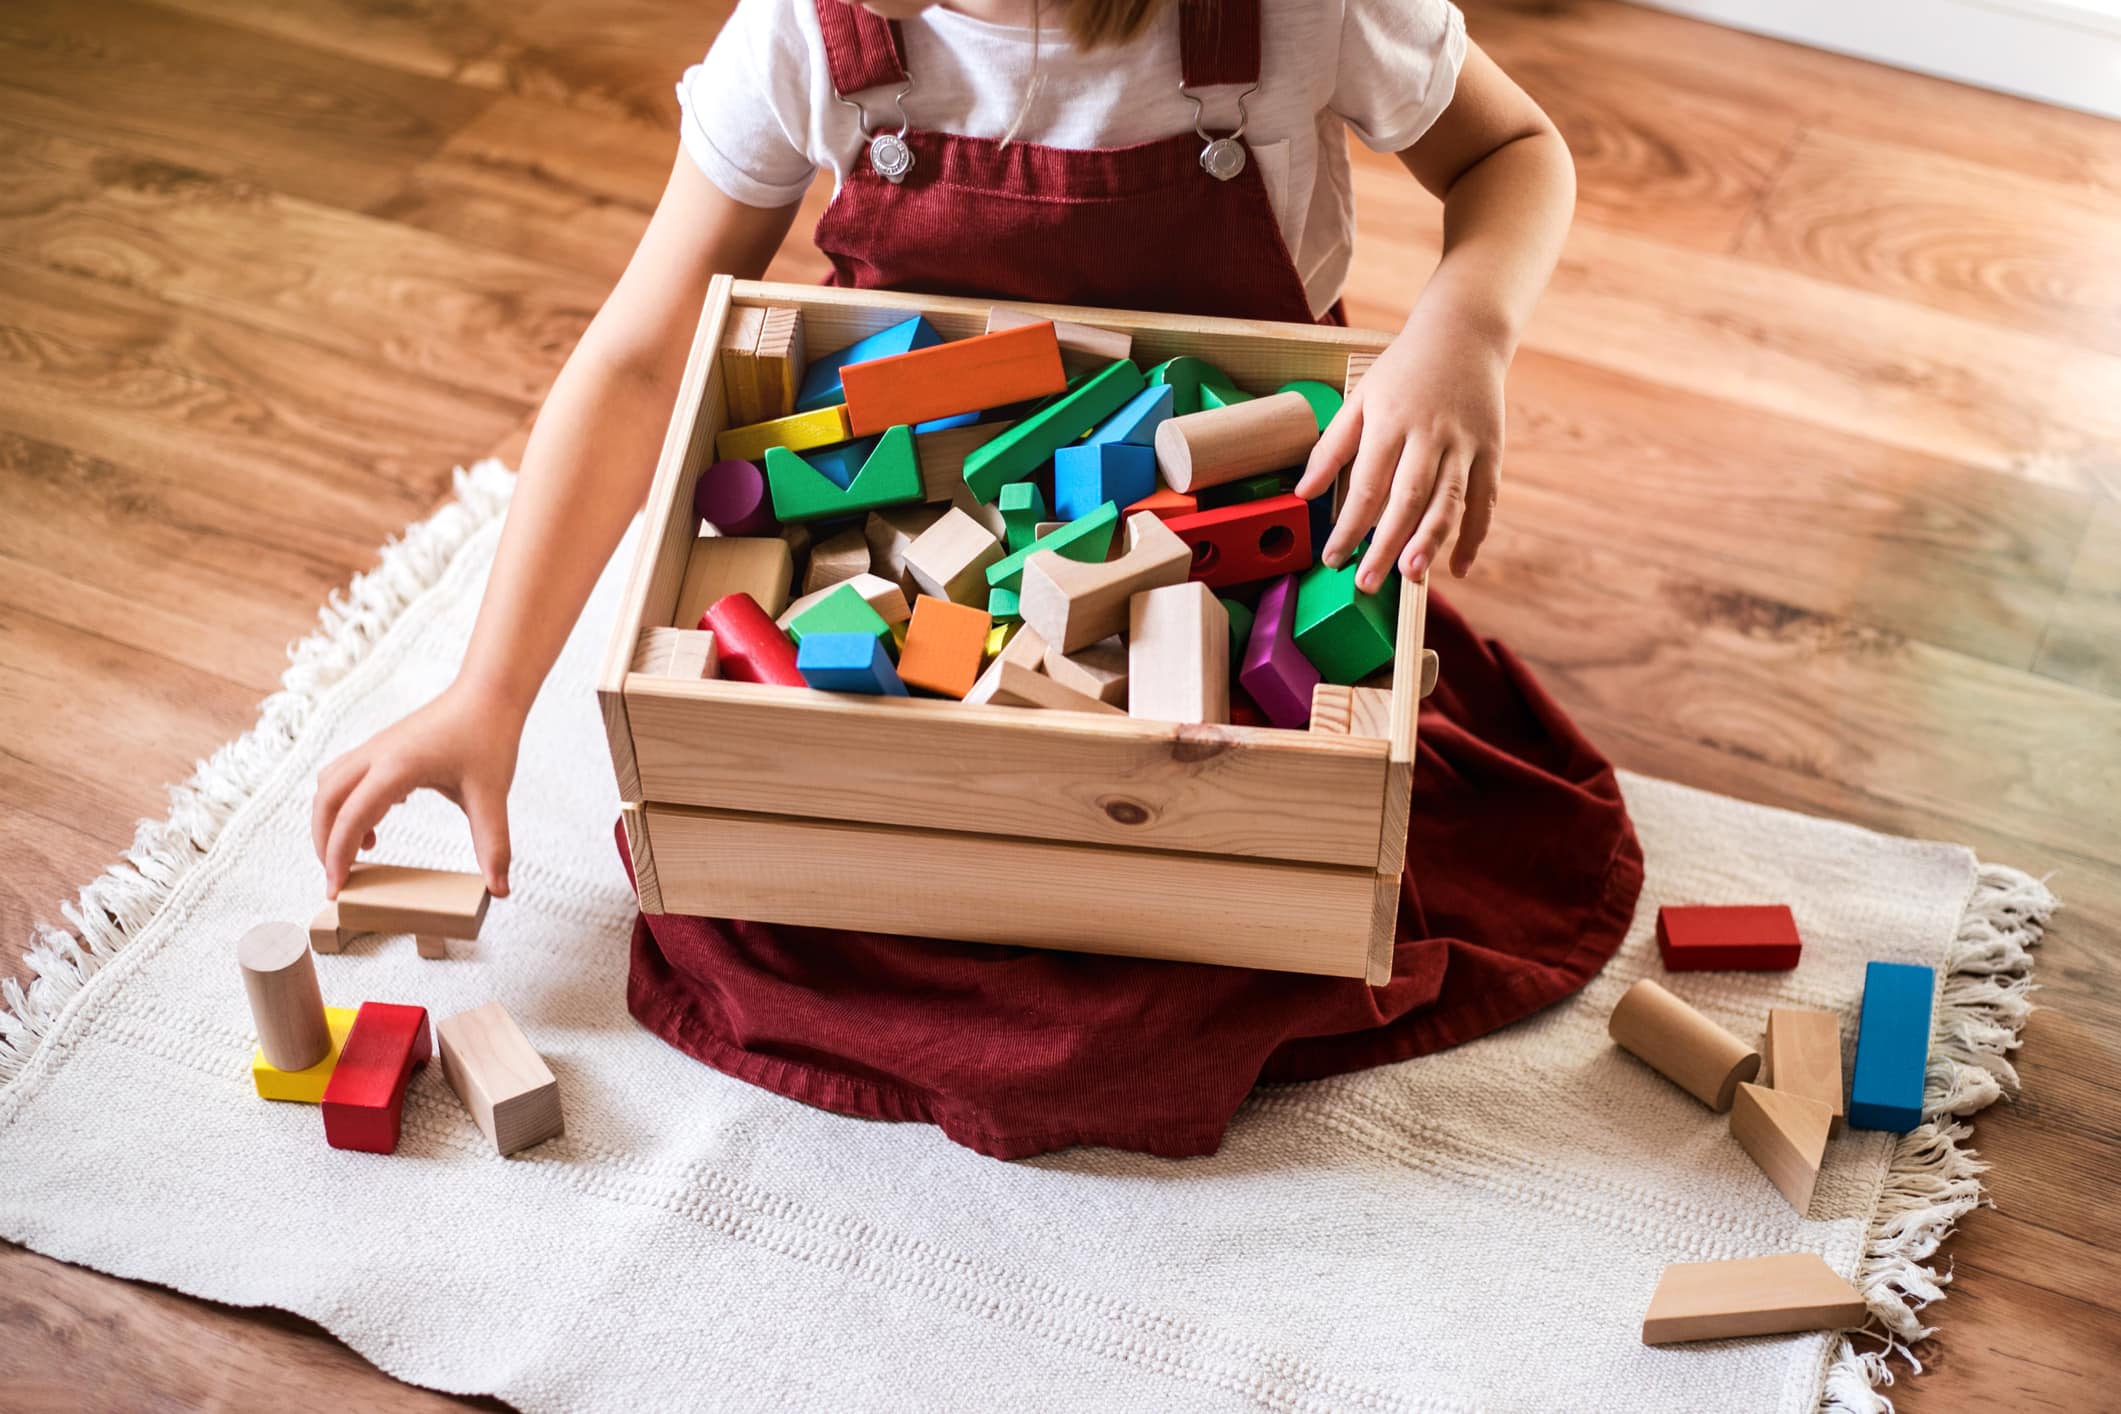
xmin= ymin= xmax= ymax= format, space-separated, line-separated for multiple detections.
xmin=1182 ymin=84 xmax=1258 ymax=182
xmin=835 ymin=78 xmax=919 ymax=184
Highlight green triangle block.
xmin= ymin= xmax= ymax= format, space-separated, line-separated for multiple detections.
xmin=1199 ymin=384 xmax=1255 ymax=410
xmin=998 ymin=481 xmax=1047 ymax=553
xmin=1277 ymin=379 xmax=1343 ymax=432
xmin=962 ymin=360 xmax=1143 ymax=503
xmin=766 ymin=424 xmax=922 ymax=523
xmin=984 ymin=501 xmax=1119 ymax=594
xmin=788 ymin=581 xmax=891 ymax=645
xmin=1146 ymin=356 xmax=1244 ymax=416
xmin=1293 ymin=558 xmax=1399 ymax=684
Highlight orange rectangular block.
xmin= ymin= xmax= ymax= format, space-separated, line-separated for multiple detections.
xmin=840 ymin=323 xmax=1067 ymax=438
xmin=896 ymin=596 xmax=993 ymax=699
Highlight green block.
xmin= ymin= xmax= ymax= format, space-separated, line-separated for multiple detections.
xmin=988 ymin=585 xmax=1020 ymax=622
xmin=1221 ymin=596 xmax=1255 ymax=660
xmin=1198 ymin=472 xmax=1287 ymax=509
xmin=1294 ymin=558 xmax=1399 ymax=684
xmin=1278 ymin=379 xmax=1343 ymax=432
xmin=984 ymin=501 xmax=1119 ymax=594
xmin=1146 ymin=356 xmax=1243 ymax=416
xmin=766 ymin=424 xmax=922 ymax=523
xmin=1199 ymin=384 xmax=1255 ymax=410
xmin=998 ymin=481 xmax=1047 ymax=553
xmin=788 ymin=581 xmax=891 ymax=645
xmin=963 ymin=361 xmax=1143 ymax=503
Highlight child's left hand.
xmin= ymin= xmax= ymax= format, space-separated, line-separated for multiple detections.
xmin=1293 ymin=315 xmax=1506 ymax=592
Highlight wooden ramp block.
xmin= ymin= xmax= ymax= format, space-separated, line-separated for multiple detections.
xmin=897 ymin=597 xmax=992 ymax=699
xmin=253 ymin=1006 xmax=357 ymax=1104
xmin=631 ymin=626 xmax=718 ymax=681
xmin=718 ymin=304 xmax=766 ymax=427
xmin=841 ymin=320 xmax=1066 ymax=437
xmin=1767 ymin=1008 xmax=1845 ymax=1135
xmin=803 ymin=526 xmax=872 ymax=596
xmin=1085 ymin=382 xmax=1174 ymax=448
xmin=715 ymin=403 xmax=850 ymax=464
xmin=1153 ymin=391 xmax=1320 ymax=493
xmin=437 ymin=1001 xmax=563 ymax=1156
xmin=336 ymin=865 xmax=490 ymax=942
xmin=963 ymin=621 xmax=1048 ymax=705
xmin=673 ymin=533 xmax=793 ymax=627
xmin=1128 ymin=583 xmax=1229 ymax=726
xmin=1657 ymin=904 xmax=1804 ymax=971
xmin=237 ymin=922 xmax=331 ymax=1073
xmin=984 ymin=661 xmax=1125 ymax=716
xmin=1019 ymin=510 xmax=1191 ymax=653
xmin=1609 ymin=978 xmax=1760 ymax=1112
xmin=707 ymin=591 xmax=805 ymax=686
xmin=986 ymin=305 xmax=1134 ymax=374
xmin=753 ymin=306 xmax=807 ymax=420
xmin=1641 ymin=1252 xmax=1867 ymax=1345
xmin=1043 ymin=636 xmax=1129 ymax=705
xmin=778 ymin=572 xmax=911 ymax=633
xmin=963 ymin=359 xmax=1144 ymax=502
xmin=321 ymin=1001 xmax=431 ymax=1154
xmin=1730 ymin=1082 xmax=1835 ymax=1215
xmin=1307 ymin=683 xmax=1392 ymax=738
xmin=1850 ymin=961 xmax=1933 ymax=1132
xmin=1238 ymin=573 xmax=1320 ymax=728
xmin=905 ymin=507 xmax=1004 ymax=605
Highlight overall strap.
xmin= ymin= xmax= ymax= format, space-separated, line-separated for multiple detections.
xmin=1179 ymin=0 xmax=1261 ymax=89
xmin=817 ymin=0 xmax=908 ymax=97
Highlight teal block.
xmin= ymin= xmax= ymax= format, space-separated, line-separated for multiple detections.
xmin=962 ymin=360 xmax=1143 ymax=502
xmin=1221 ymin=596 xmax=1255 ymax=662
xmin=797 ymin=316 xmax=941 ymax=412
xmin=797 ymin=633 xmax=907 ymax=695
xmin=998 ymin=481 xmax=1047 ymax=553
xmin=988 ymin=585 xmax=1020 ymax=621
xmin=1850 ymin=961 xmax=1933 ymax=1133
xmin=1146 ymin=356 xmax=1243 ymax=416
xmin=766 ymin=424 xmax=922 ymax=523
xmin=1084 ymin=384 xmax=1174 ymax=449
xmin=984 ymin=501 xmax=1120 ymax=594
xmin=788 ymin=581 xmax=891 ymax=645
xmin=1293 ymin=558 xmax=1399 ymax=684
xmin=1278 ymin=378 xmax=1343 ymax=432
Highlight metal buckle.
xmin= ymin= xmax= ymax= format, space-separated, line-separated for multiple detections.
xmin=1182 ymin=84 xmax=1257 ymax=182
xmin=834 ymin=77 xmax=919 ymax=184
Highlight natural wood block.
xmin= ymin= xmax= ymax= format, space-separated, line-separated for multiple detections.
xmin=1307 ymin=683 xmax=1393 ymax=737
xmin=1657 ymin=903 xmax=1804 ymax=970
xmin=802 ymin=526 xmax=872 ymax=596
xmin=718 ymin=304 xmax=766 ymax=427
xmin=914 ymin=419 xmax=1018 ymax=505
xmin=777 ymin=572 xmax=911 ymax=632
xmin=673 ymin=534 xmax=793 ymax=628
xmin=1043 ymin=636 xmax=1129 ymax=705
xmin=321 ymin=1001 xmax=431 ymax=1155
xmin=1850 ymin=960 xmax=1933 ymax=1132
xmin=715 ymin=403 xmax=850 ymax=464
xmin=630 ymin=626 xmax=717 ymax=681
xmin=905 ymin=508 xmax=1004 ymax=606
xmin=1730 ymin=1082 xmax=1835 ymax=1215
xmin=1641 ymin=1252 xmax=1868 ymax=1345
xmin=436 ymin=1001 xmax=563 ymax=1156
xmin=864 ymin=503 xmax=946 ymax=592
xmin=985 ymin=306 xmax=1134 ymax=374
xmin=897 ymin=597 xmax=992 ymax=699
xmin=1767 ymin=1008 xmax=1846 ymax=1136
xmin=841 ymin=321 xmax=1066 ymax=437
xmin=1152 ymin=391 xmax=1320 ymax=493
xmin=985 ymin=661 xmax=1126 ymax=715
xmin=307 ymin=899 xmax=344 ymax=955
xmin=336 ymin=865 xmax=490 ymax=941
xmin=1128 ymin=583 xmax=1230 ymax=725
xmin=1608 ymin=977 xmax=1761 ymax=1111
xmin=1019 ymin=511 xmax=1191 ymax=653
xmin=252 ymin=1006 xmax=357 ymax=1105
xmin=963 ymin=622 xmax=1049 ymax=705
xmin=236 ymin=921 xmax=330 ymax=1073
xmin=753 ymin=306 xmax=807 ymax=421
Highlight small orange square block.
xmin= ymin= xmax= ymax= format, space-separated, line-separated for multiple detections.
xmin=896 ymin=597 xmax=993 ymax=699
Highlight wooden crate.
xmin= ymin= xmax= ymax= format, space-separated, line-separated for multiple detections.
xmin=599 ymin=279 xmax=1427 ymax=984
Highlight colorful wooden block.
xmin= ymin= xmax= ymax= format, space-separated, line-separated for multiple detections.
xmin=1657 ymin=904 xmax=1804 ymax=971
xmin=436 ymin=1001 xmax=563 ymax=1156
xmin=1849 ymin=961 xmax=1933 ymax=1132
xmin=715 ymin=403 xmax=851 ymax=464
xmin=797 ymin=632 xmax=909 ymax=695
xmin=985 ymin=306 xmax=1134 ymax=374
xmin=1043 ymin=636 xmax=1129 ymax=706
xmin=1054 ymin=441 xmax=1156 ymax=521
xmin=985 ymin=500 xmax=1120 ymax=594
xmin=1641 ymin=1253 xmax=1867 ymax=1345
xmin=988 ymin=584 xmax=1020 ymax=621
xmin=803 ymin=526 xmax=873 ymax=595
xmin=1238 ymin=574 xmax=1320 ymax=729
xmin=962 ymin=359 xmax=1144 ymax=502
xmin=778 ymin=572 xmax=911 ymax=632
xmin=253 ymin=1006 xmax=357 ymax=1104
xmin=1277 ymin=378 xmax=1343 ymax=432
xmin=1197 ymin=471 xmax=1289 ymax=510
xmin=706 ymin=591 xmax=805 ymax=686
xmin=897 ymin=596 xmax=993 ymax=698
xmin=983 ymin=621 xmax=1014 ymax=658
xmin=1767 ymin=1008 xmax=1846 ymax=1136
xmin=1198 ymin=384 xmax=1254 ymax=409
xmin=765 ymin=424 xmax=922 ymax=523
xmin=998 ymin=481 xmax=1047 ymax=552
xmin=1084 ymin=382 xmax=1174 ymax=449
xmin=841 ymin=321 xmax=1067 ymax=437
xmin=1018 ymin=510 xmax=1191 ymax=653
xmin=1145 ymin=356 xmax=1243 ymax=415
xmin=694 ymin=459 xmax=777 ymax=537
xmin=1165 ymin=494 xmax=1313 ymax=589
xmin=321 ymin=1001 xmax=431 ymax=1154
xmin=803 ymin=433 xmax=881 ymax=490
xmin=336 ymin=865 xmax=489 ymax=945
xmin=718 ymin=305 xmax=766 ymax=427
xmin=787 ymin=580 xmax=892 ymax=644
xmin=1128 ymin=486 xmax=1199 ymax=520
xmin=1608 ymin=978 xmax=1761 ymax=1112
xmin=797 ymin=315 xmax=941 ymax=412
xmin=1221 ymin=595 xmax=1254 ymax=662
xmin=630 ymin=626 xmax=718 ymax=680
xmin=863 ymin=503 xmax=946 ymax=594
xmin=1153 ymin=392 xmax=1321 ymax=494
xmin=1305 ymin=488 xmax=1335 ymax=557
xmin=753 ymin=306 xmax=807 ymax=420
xmin=1128 ymin=582 xmax=1229 ymax=725
xmin=905 ymin=507 xmax=1004 ymax=605
xmin=1294 ymin=558 xmax=1398 ymax=684
xmin=1307 ymin=682 xmax=1392 ymax=737
xmin=964 ymin=621 xmax=1048 ymax=705
xmin=238 ymin=921 xmax=331 ymax=1074
xmin=1730 ymin=1082 xmax=1835 ymax=1215
xmin=983 ymin=660 xmax=1125 ymax=715
xmin=673 ymin=533 xmax=794 ymax=627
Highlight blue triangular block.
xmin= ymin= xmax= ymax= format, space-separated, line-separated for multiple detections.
xmin=796 ymin=315 xmax=943 ymax=412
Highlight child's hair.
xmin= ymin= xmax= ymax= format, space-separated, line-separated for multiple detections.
xmin=1066 ymin=0 xmax=1170 ymax=47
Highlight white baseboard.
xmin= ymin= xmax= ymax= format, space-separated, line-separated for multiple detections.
xmin=1627 ymin=0 xmax=2121 ymax=120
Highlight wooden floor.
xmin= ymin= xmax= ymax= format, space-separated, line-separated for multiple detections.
xmin=2 ymin=0 xmax=2117 ymax=1406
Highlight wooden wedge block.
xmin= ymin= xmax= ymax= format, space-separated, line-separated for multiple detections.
xmin=337 ymin=865 xmax=489 ymax=942
xmin=237 ymin=921 xmax=331 ymax=1073
xmin=1850 ymin=961 xmax=1933 ymax=1132
xmin=963 ymin=621 xmax=1048 ymax=705
xmin=1767 ymin=1008 xmax=1846 ymax=1136
xmin=308 ymin=899 xmax=345 ymax=955
xmin=984 ymin=661 xmax=1125 ymax=715
xmin=1307 ymin=683 xmax=1392 ymax=737
xmin=707 ymin=592 xmax=804 ymax=687
xmin=1238 ymin=573 xmax=1319 ymax=728
xmin=1608 ymin=978 xmax=1761 ymax=1112
xmin=1019 ymin=511 xmax=1191 ymax=653
xmin=1128 ymin=582 xmax=1229 ymax=725
xmin=715 ymin=403 xmax=850 ymax=464
xmin=674 ymin=533 xmax=793 ymax=627
xmin=436 ymin=1001 xmax=563 ymax=1156
xmin=1043 ymin=636 xmax=1129 ymax=705
xmin=905 ymin=508 xmax=1004 ymax=605
xmin=897 ymin=596 xmax=992 ymax=699
xmin=778 ymin=572 xmax=911 ymax=632
xmin=694 ymin=458 xmax=776 ymax=537
xmin=753 ymin=306 xmax=807 ymax=420
xmin=631 ymin=626 xmax=718 ymax=680
xmin=1153 ymin=391 xmax=1320 ymax=493
xmin=841 ymin=321 xmax=1066 ymax=437
xmin=963 ymin=360 xmax=1144 ymax=502
xmin=803 ymin=526 xmax=872 ymax=596
xmin=718 ymin=304 xmax=766 ymax=427
xmin=253 ymin=1006 xmax=356 ymax=1104
xmin=986 ymin=305 xmax=1134 ymax=374
xmin=321 ymin=1001 xmax=431 ymax=1154
xmin=1641 ymin=1252 xmax=1867 ymax=1345
xmin=1085 ymin=383 xmax=1174 ymax=448
xmin=1657 ymin=904 xmax=1804 ymax=971
xmin=1731 ymin=1082 xmax=1835 ymax=1215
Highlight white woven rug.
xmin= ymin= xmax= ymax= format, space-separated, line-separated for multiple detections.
xmin=0 ymin=465 xmax=2053 ymax=1414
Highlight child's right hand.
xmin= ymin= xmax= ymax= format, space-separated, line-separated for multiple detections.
xmin=311 ymin=683 xmax=522 ymax=901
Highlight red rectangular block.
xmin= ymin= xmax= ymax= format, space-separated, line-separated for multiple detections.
xmin=1656 ymin=905 xmax=1803 ymax=971
xmin=321 ymin=1002 xmax=431 ymax=1154
xmin=840 ymin=323 xmax=1067 ymax=437
xmin=1163 ymin=494 xmax=1313 ymax=589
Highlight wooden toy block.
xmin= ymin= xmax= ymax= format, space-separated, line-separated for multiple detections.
xmin=1085 ymin=382 xmax=1174 ymax=449
xmin=998 ymin=480 xmax=1047 ymax=552
xmin=1221 ymin=596 xmax=1254 ymax=660
xmin=1197 ymin=471 xmax=1290 ymax=510
xmin=674 ymin=533 xmax=793 ymax=627
xmin=1730 ymin=1082 xmax=1835 ymax=1215
xmin=841 ymin=321 xmax=1066 ymax=437
xmin=1239 ymin=574 xmax=1321 ymax=729
xmin=1042 ymin=636 xmax=1129 ymax=705
xmin=436 ymin=1001 xmax=563 ymax=1156
xmin=985 ymin=500 xmax=1120 ymax=595
xmin=889 ymin=620 xmax=908 ymax=653
xmin=985 ymin=305 xmax=1134 ymax=373
xmin=787 ymin=580 xmax=892 ymax=645
xmin=1849 ymin=961 xmax=1933 ymax=1132
xmin=1307 ymin=682 xmax=1392 ymax=737
xmin=962 ymin=359 xmax=1144 ymax=502
xmin=1608 ymin=978 xmax=1761 ymax=1112
xmin=337 ymin=865 xmax=489 ymax=943
xmin=1153 ymin=391 xmax=1319 ymax=493
xmin=905 ymin=507 xmax=1004 ymax=605
xmin=238 ymin=921 xmax=331 ymax=1073
xmin=1657 ymin=904 xmax=1804 ymax=971
xmin=308 ymin=899 xmax=345 ymax=955
xmin=1127 ymin=486 xmax=1198 ymax=520
xmin=753 ymin=306 xmax=806 ymax=420
xmin=1277 ymin=378 xmax=1343 ymax=432
xmin=718 ymin=304 xmax=766 ymax=427
xmin=865 ymin=503 xmax=947 ymax=592
xmin=1054 ymin=441 xmax=1156 ymax=521
xmin=802 ymin=433 xmax=880 ymax=490
xmin=983 ymin=621 xmax=1013 ymax=658
xmin=797 ymin=632 xmax=909 ymax=695
xmin=766 ymin=424 xmax=922 ymax=523
xmin=1165 ymin=494 xmax=1313 ymax=589
xmin=415 ymin=934 xmax=450 ymax=960
xmin=777 ymin=572 xmax=911 ymax=631
xmin=803 ymin=526 xmax=872 ymax=595
xmin=321 ymin=1001 xmax=431 ymax=1154
xmin=897 ymin=596 xmax=992 ymax=698
xmin=1640 ymin=1252 xmax=1867 ymax=1345
xmin=1767 ymin=1008 xmax=1846 ymax=1135
xmin=1019 ymin=510 xmax=1191 ymax=653
xmin=1145 ymin=355 xmax=1244 ymax=415
xmin=988 ymin=584 xmax=1020 ymax=621
xmin=631 ymin=626 xmax=718 ymax=680
xmin=1198 ymin=384 xmax=1254 ymax=409
xmin=916 ymin=410 xmax=982 ymax=433
xmin=963 ymin=620 xmax=1048 ymax=705
xmin=1294 ymin=558 xmax=1399 ymax=684
xmin=715 ymin=403 xmax=850 ymax=464
xmin=253 ymin=1006 xmax=357 ymax=1104
xmin=1128 ymin=583 xmax=1229 ymax=725
xmin=693 ymin=458 xmax=777 ymax=537
xmin=779 ymin=521 xmax=813 ymax=566
xmin=984 ymin=661 xmax=1125 ymax=715
xmin=706 ymin=591 xmax=805 ymax=686
xmin=797 ymin=314 xmax=941 ymax=412
xmin=914 ymin=418 xmax=1018 ymax=502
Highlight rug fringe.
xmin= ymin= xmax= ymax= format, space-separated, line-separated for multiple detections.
xmin=1818 ymin=862 xmax=2056 ymax=1414
xmin=0 ymin=463 xmax=517 ymax=1088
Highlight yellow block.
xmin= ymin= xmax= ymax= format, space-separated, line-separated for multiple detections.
xmin=714 ymin=405 xmax=851 ymax=463
xmin=983 ymin=621 xmax=1015 ymax=660
xmin=252 ymin=1006 xmax=357 ymax=1103
xmin=889 ymin=620 xmax=909 ymax=654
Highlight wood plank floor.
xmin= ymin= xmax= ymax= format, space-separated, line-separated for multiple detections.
xmin=2 ymin=0 xmax=2117 ymax=1406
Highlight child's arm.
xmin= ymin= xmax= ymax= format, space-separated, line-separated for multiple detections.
xmin=1295 ymin=43 xmax=1575 ymax=591
xmin=312 ymin=154 xmax=801 ymax=898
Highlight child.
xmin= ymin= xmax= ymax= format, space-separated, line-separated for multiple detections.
xmin=313 ymin=0 xmax=1641 ymax=1158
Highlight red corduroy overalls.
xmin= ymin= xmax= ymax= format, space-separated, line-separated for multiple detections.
xmin=622 ymin=0 xmax=1645 ymax=1160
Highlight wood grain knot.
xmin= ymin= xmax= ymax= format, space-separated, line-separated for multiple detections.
xmin=1099 ymin=797 xmax=1153 ymax=826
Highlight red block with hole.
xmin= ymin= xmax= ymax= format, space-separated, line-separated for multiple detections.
xmin=321 ymin=1002 xmax=431 ymax=1154
xmin=1163 ymin=494 xmax=1312 ymax=589
xmin=1655 ymin=904 xmax=1803 ymax=971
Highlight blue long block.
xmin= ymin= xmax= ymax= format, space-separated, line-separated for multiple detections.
xmin=796 ymin=633 xmax=908 ymax=695
xmin=915 ymin=410 xmax=981 ymax=433
xmin=796 ymin=316 xmax=942 ymax=412
xmin=1084 ymin=384 xmax=1174 ymax=449
xmin=1848 ymin=961 xmax=1933 ymax=1132
xmin=1054 ymin=442 xmax=1156 ymax=521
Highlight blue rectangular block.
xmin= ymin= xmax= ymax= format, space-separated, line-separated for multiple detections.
xmin=915 ymin=410 xmax=982 ymax=433
xmin=796 ymin=633 xmax=908 ymax=695
xmin=1054 ymin=441 xmax=1156 ymax=521
xmin=1848 ymin=961 xmax=1933 ymax=1132
xmin=797 ymin=315 xmax=942 ymax=412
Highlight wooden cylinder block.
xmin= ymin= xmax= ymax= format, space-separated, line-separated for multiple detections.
xmin=237 ymin=921 xmax=331 ymax=1072
xmin=1609 ymin=978 xmax=1760 ymax=1112
xmin=1153 ymin=391 xmax=1321 ymax=493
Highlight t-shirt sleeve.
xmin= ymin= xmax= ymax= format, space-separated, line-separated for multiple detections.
xmin=676 ymin=0 xmax=819 ymax=208
xmin=1329 ymin=0 xmax=1468 ymax=154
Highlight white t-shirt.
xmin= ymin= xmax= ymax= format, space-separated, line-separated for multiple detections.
xmin=678 ymin=0 xmax=1466 ymax=318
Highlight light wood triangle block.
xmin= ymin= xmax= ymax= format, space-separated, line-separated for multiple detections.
xmin=1730 ymin=1082 xmax=1835 ymax=1215
xmin=1641 ymin=1251 xmax=1868 ymax=1345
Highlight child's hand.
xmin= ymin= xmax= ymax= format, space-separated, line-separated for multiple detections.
xmin=1293 ymin=317 xmax=1506 ymax=591
xmin=310 ymin=684 xmax=521 ymax=900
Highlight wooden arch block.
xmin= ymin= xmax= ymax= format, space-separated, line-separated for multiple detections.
xmin=1018 ymin=510 xmax=1191 ymax=653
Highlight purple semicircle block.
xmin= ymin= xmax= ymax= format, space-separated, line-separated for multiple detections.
xmin=694 ymin=459 xmax=777 ymax=536
xmin=1239 ymin=574 xmax=1321 ymax=729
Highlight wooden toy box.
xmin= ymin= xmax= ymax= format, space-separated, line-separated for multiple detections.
xmin=599 ymin=279 xmax=1427 ymax=985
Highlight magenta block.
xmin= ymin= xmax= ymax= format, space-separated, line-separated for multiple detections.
xmin=694 ymin=459 xmax=776 ymax=536
xmin=1238 ymin=574 xmax=1320 ymax=729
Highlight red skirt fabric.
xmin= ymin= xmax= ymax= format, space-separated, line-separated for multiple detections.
xmin=621 ymin=588 xmax=1643 ymax=1160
